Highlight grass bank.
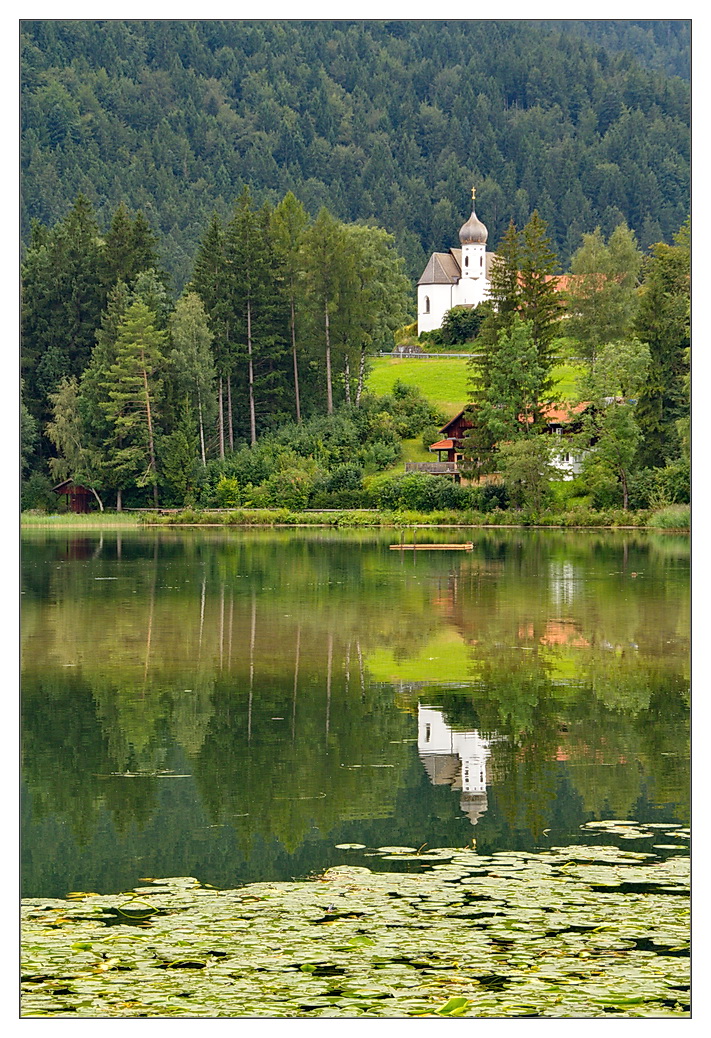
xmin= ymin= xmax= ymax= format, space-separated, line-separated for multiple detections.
xmin=139 ymin=507 xmax=664 ymax=529
xmin=21 ymin=511 xmax=143 ymax=528
xmin=21 ymin=506 xmax=688 ymax=532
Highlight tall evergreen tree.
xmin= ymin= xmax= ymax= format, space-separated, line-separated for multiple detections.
xmin=100 ymin=299 xmax=167 ymax=508
xmin=633 ymin=220 xmax=690 ymax=468
xmin=224 ymin=189 xmax=286 ymax=444
xmin=189 ymin=212 xmax=230 ymax=455
xmin=475 ymin=318 xmax=547 ymax=443
xmin=22 ymin=195 xmax=105 ymax=438
xmin=271 ymin=192 xmax=309 ymax=424
xmin=518 ymin=210 xmax=562 ymax=395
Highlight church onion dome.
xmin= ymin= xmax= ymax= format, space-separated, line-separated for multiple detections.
xmin=459 ymin=206 xmax=488 ymax=245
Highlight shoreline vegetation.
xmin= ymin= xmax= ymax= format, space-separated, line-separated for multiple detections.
xmin=21 ymin=504 xmax=690 ymax=531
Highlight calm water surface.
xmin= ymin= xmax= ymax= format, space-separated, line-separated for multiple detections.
xmin=21 ymin=528 xmax=689 ymax=898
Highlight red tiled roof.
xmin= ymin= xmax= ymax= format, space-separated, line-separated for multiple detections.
xmin=542 ymin=402 xmax=588 ymax=423
xmin=429 ymin=439 xmax=455 ymax=451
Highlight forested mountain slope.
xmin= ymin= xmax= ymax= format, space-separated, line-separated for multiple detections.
xmin=21 ymin=19 xmax=689 ymax=289
xmin=545 ymin=20 xmax=689 ymax=80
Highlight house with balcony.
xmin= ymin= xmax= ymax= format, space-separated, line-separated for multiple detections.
xmin=406 ymin=402 xmax=589 ymax=482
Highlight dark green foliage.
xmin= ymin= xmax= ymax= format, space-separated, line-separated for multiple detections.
xmin=159 ymin=401 xmax=201 ymax=506
xmin=438 ymin=304 xmax=489 ymax=346
xmin=22 ymin=195 xmax=106 ymax=435
xmin=366 ymin=472 xmax=476 ymax=512
xmin=101 ymin=202 xmax=166 ymax=293
xmin=21 ymin=21 xmax=689 ymax=286
xmin=518 ymin=211 xmax=563 ymax=385
xmin=21 ymin=471 xmax=55 ymax=512
xmin=633 ymin=224 xmax=690 ymax=468
xmin=627 ymin=462 xmax=690 ymax=509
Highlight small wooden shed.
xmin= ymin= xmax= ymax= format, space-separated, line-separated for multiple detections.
xmin=51 ymin=479 xmax=94 ymax=514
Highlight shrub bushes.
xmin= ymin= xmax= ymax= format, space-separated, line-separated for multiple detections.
xmin=648 ymin=504 xmax=690 ymax=529
xmin=628 ymin=462 xmax=690 ymax=509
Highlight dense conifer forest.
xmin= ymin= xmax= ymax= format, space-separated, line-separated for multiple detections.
xmin=21 ymin=20 xmax=690 ymax=286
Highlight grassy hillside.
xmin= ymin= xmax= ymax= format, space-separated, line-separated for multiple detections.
xmin=366 ymin=357 xmax=586 ymax=420
xmin=366 ymin=358 xmax=472 ymax=419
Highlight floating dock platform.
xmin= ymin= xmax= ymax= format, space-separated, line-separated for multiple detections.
xmin=389 ymin=543 xmax=474 ymax=551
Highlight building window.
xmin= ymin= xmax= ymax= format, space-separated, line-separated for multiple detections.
xmin=424 ymin=296 xmax=430 ymax=314
xmin=425 ymin=724 xmax=431 ymax=742
xmin=464 ymin=254 xmax=469 ymax=268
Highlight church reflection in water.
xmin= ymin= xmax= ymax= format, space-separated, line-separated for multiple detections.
xmin=417 ymin=705 xmax=502 ymax=826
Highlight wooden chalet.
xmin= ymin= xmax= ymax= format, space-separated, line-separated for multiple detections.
xmin=51 ymin=479 xmax=95 ymax=513
xmin=406 ymin=403 xmax=589 ymax=481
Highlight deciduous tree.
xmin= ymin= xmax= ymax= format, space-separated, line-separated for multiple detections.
xmin=168 ymin=292 xmax=216 ymax=465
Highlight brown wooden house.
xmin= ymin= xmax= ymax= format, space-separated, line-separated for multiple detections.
xmin=406 ymin=403 xmax=589 ymax=481
xmin=52 ymin=479 xmax=94 ymax=513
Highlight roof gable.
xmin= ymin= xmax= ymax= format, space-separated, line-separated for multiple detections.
xmin=418 ymin=251 xmax=461 ymax=285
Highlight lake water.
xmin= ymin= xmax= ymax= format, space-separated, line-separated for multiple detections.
xmin=21 ymin=528 xmax=690 ymax=899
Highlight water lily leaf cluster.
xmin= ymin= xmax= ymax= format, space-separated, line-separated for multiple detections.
xmin=22 ymin=839 xmax=689 ymax=1018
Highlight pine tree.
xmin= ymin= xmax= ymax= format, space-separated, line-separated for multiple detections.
xmin=101 ymin=204 xmax=166 ymax=295
xmin=100 ymin=299 xmax=167 ymax=508
xmin=476 ymin=318 xmax=546 ymax=443
xmin=225 ymin=190 xmax=288 ymax=442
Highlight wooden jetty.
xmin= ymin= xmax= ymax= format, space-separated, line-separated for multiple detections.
xmin=389 ymin=543 xmax=473 ymax=551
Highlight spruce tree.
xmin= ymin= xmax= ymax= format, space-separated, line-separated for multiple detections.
xmin=271 ymin=192 xmax=309 ymax=424
xmin=22 ymin=194 xmax=105 ymax=438
xmin=518 ymin=209 xmax=562 ymax=396
xmin=190 ymin=212 xmax=230 ymax=455
xmin=634 ymin=220 xmax=690 ymax=468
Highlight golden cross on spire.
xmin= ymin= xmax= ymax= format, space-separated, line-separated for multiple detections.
xmin=471 ymin=186 xmax=476 ymax=201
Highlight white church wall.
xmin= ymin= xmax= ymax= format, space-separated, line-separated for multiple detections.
xmin=417 ymin=283 xmax=454 ymax=334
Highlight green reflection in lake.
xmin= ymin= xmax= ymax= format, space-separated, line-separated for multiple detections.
xmin=21 ymin=528 xmax=689 ymax=898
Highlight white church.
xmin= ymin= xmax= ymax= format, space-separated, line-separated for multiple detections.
xmin=417 ymin=189 xmax=495 ymax=336
xmin=418 ymin=705 xmax=499 ymax=826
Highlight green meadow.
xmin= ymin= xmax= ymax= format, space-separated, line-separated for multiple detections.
xmin=366 ymin=356 xmax=586 ymax=421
